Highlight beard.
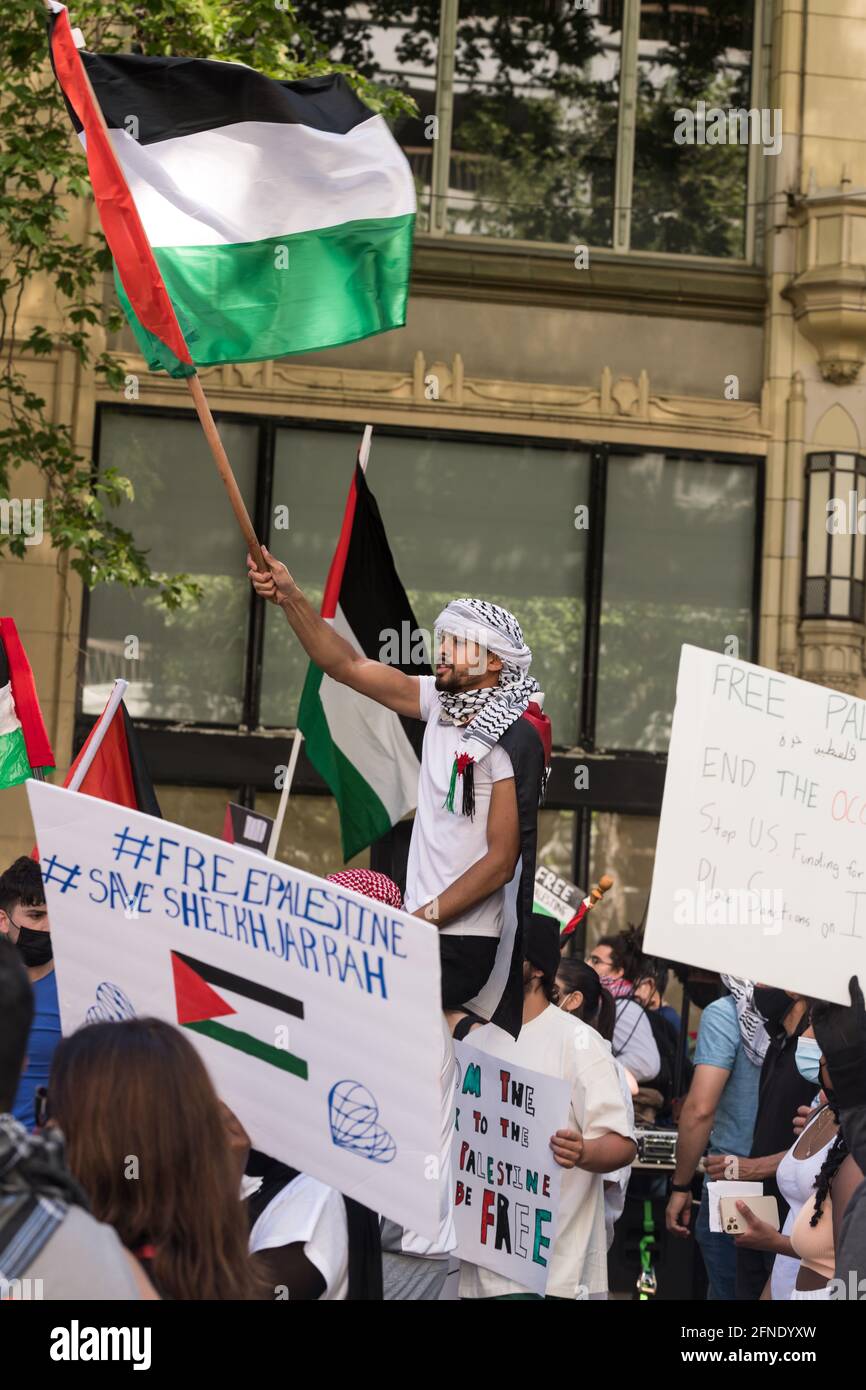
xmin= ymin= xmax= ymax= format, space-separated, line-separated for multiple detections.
xmin=434 ymin=666 xmax=464 ymax=692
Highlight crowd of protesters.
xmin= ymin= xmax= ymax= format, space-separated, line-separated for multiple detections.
xmin=2 ymin=850 xmax=865 ymax=1302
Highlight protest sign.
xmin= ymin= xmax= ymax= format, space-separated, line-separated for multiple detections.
xmin=27 ymin=781 xmax=444 ymax=1237
xmin=533 ymin=865 xmax=582 ymax=925
xmin=452 ymin=1041 xmax=569 ymax=1295
xmin=644 ymin=645 xmax=866 ymax=1004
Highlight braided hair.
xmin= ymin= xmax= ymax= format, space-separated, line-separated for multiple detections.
xmin=810 ymin=1127 xmax=848 ymax=1226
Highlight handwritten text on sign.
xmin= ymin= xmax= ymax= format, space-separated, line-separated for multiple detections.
xmin=452 ymin=1041 xmax=569 ymax=1295
xmin=644 ymin=645 xmax=866 ymax=1004
xmin=26 ymin=782 xmax=444 ymax=1238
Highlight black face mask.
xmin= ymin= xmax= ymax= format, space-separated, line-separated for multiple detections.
xmin=14 ymin=925 xmax=53 ymax=968
xmin=753 ymin=985 xmax=793 ymax=1028
xmin=687 ymin=982 xmax=721 ymax=1010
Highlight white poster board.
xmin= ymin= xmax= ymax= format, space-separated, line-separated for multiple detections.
xmin=452 ymin=1041 xmax=569 ymax=1294
xmin=644 ymin=645 xmax=866 ymax=1004
xmin=27 ymin=782 xmax=443 ymax=1237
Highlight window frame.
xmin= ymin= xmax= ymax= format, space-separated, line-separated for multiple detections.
xmin=423 ymin=0 xmax=766 ymax=265
xmin=78 ymin=409 xmax=762 ymax=831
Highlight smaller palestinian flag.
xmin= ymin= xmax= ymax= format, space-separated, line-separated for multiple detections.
xmin=66 ymin=695 xmax=161 ymax=816
xmin=0 ymin=618 xmax=55 ymax=790
xmin=298 ymin=458 xmax=428 ymax=861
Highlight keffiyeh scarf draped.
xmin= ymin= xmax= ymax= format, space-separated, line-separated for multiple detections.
xmin=0 ymin=1113 xmax=89 ymax=1283
xmin=720 ymin=974 xmax=770 ymax=1068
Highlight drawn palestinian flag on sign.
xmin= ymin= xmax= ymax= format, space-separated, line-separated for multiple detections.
xmin=47 ymin=3 xmax=415 ymax=378
xmin=170 ymin=950 xmax=308 ymax=1080
xmin=0 ymin=618 xmax=55 ymax=790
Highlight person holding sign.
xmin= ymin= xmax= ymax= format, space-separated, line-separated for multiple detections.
xmin=458 ymin=915 xmax=636 ymax=1299
xmin=248 ymin=553 xmax=549 ymax=1038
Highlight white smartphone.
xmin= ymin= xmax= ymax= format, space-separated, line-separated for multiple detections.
xmin=719 ymin=1194 xmax=780 ymax=1234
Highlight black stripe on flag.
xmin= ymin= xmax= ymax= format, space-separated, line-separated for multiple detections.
xmin=340 ymin=465 xmax=430 ymax=760
xmin=121 ymin=705 xmax=162 ymax=818
xmin=67 ymin=51 xmax=373 ymax=143
xmin=172 ymin=950 xmax=304 ymax=1019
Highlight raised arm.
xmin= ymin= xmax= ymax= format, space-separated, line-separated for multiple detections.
xmin=248 ymin=548 xmax=421 ymax=719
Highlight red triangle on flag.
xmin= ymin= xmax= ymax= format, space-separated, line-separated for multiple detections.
xmin=170 ymin=951 xmax=236 ymax=1026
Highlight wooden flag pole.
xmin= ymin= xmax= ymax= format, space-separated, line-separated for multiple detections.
xmin=264 ymin=425 xmax=374 ymax=861
xmin=185 ymin=375 xmax=265 ymax=571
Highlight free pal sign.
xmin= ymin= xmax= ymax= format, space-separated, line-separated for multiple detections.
xmin=644 ymin=645 xmax=866 ymax=1004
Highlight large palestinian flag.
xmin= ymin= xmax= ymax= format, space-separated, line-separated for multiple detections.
xmin=47 ymin=3 xmax=415 ymax=377
xmin=298 ymin=463 xmax=427 ymax=861
xmin=0 ymin=619 xmax=55 ymax=789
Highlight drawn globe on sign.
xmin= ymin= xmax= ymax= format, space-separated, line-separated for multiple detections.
xmin=328 ymin=1080 xmax=396 ymax=1164
xmin=85 ymin=981 xmax=137 ymax=1024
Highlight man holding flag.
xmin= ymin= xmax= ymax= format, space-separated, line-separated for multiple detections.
xmin=248 ymin=551 xmax=550 ymax=1040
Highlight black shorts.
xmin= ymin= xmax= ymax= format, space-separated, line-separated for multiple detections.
xmin=439 ymin=935 xmax=499 ymax=1010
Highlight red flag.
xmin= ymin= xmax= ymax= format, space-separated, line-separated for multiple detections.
xmin=0 ymin=617 xmax=55 ymax=771
xmin=65 ymin=700 xmax=161 ymax=816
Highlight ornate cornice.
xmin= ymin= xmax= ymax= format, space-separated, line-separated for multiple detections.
xmin=96 ymin=353 xmax=769 ymax=454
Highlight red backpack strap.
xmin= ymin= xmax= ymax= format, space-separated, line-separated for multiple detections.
xmin=521 ymin=701 xmax=551 ymax=768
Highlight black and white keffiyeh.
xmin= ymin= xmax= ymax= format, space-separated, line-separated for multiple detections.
xmin=434 ymin=599 xmax=540 ymax=760
xmin=720 ymin=974 xmax=770 ymax=1068
xmin=0 ymin=1112 xmax=89 ymax=1282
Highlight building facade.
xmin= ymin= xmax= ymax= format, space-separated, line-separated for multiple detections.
xmin=3 ymin=0 xmax=866 ymax=942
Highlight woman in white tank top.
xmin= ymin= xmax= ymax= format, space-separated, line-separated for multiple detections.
xmin=771 ymin=1103 xmax=837 ymax=1300
xmin=725 ymin=1101 xmax=837 ymax=1297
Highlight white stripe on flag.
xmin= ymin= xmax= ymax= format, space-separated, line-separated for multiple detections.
xmin=0 ymin=683 xmax=22 ymax=738
xmin=81 ymin=115 xmax=416 ymax=248
xmin=319 ymin=608 xmax=420 ymax=822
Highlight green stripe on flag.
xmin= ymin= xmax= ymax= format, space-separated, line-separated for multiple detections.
xmin=0 ymin=726 xmax=33 ymax=791
xmin=298 ymin=663 xmax=393 ymax=862
xmin=116 ymin=213 xmax=414 ymax=378
xmin=184 ymin=1019 xmax=308 ymax=1079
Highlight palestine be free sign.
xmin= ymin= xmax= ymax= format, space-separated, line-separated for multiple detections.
xmin=27 ymin=782 xmax=444 ymax=1238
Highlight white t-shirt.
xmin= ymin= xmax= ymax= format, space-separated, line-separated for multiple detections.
xmin=241 ymin=1172 xmax=349 ymax=1300
xmin=405 ymin=675 xmax=514 ymax=938
xmin=604 ymin=1054 xmax=635 ymax=1249
xmin=382 ymin=1013 xmax=458 ymax=1258
xmin=458 ymin=1005 xmax=636 ymax=1299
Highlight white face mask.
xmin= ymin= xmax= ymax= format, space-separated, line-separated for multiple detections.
xmin=795 ymin=1037 xmax=822 ymax=1085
